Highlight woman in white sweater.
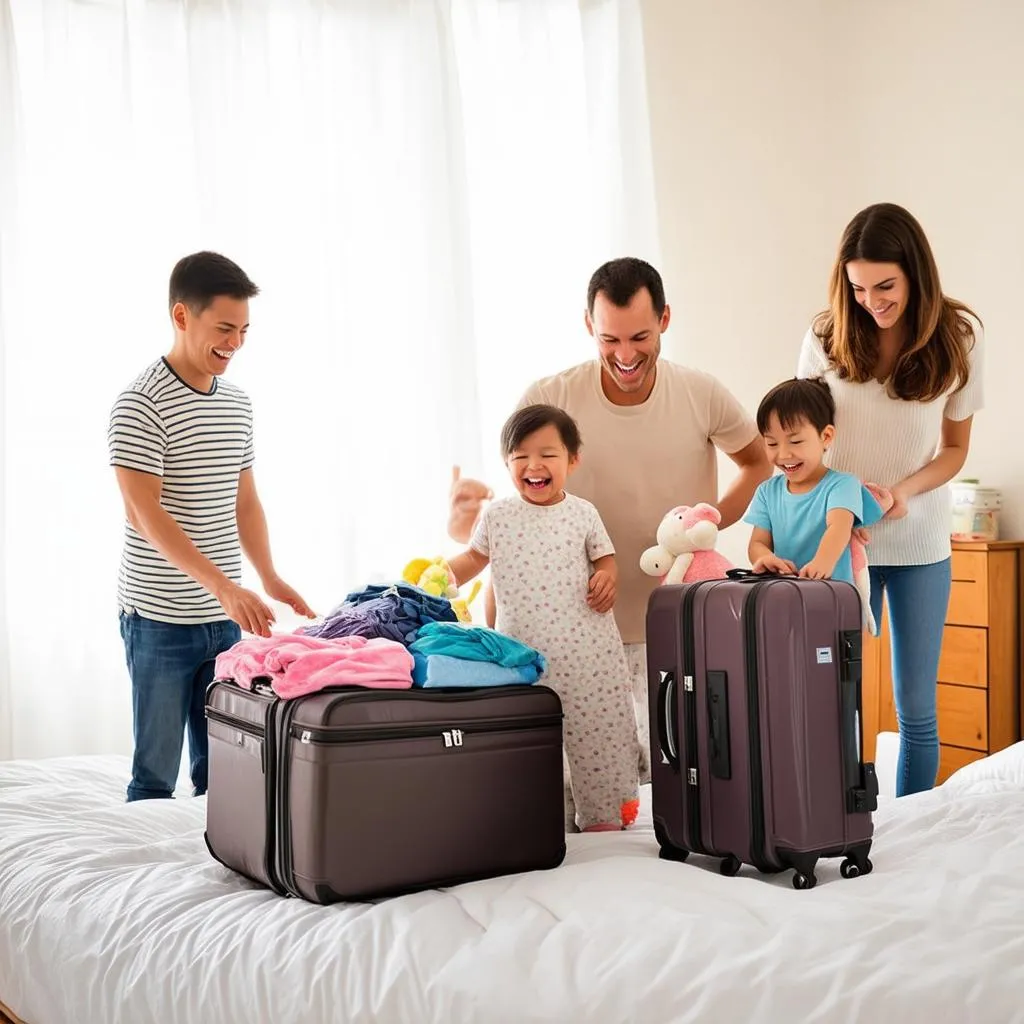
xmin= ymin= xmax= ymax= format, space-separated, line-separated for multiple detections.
xmin=798 ymin=202 xmax=983 ymax=796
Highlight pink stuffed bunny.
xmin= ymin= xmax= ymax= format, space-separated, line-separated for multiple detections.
xmin=639 ymin=502 xmax=734 ymax=585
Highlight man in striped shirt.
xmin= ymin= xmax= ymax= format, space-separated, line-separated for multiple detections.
xmin=109 ymin=251 xmax=313 ymax=802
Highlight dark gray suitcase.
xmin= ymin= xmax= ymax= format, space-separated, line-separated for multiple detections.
xmin=647 ymin=571 xmax=878 ymax=889
xmin=204 ymin=681 xmax=566 ymax=903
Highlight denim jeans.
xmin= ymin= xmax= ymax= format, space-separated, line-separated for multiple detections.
xmin=868 ymin=558 xmax=951 ymax=797
xmin=119 ymin=611 xmax=241 ymax=802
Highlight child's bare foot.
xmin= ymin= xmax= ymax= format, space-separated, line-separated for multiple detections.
xmin=581 ymin=822 xmax=619 ymax=832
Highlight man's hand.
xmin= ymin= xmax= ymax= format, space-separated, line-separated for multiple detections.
xmin=752 ymin=553 xmax=797 ymax=575
xmin=587 ymin=569 xmax=616 ymax=613
xmin=216 ymin=582 xmax=277 ymax=637
xmin=799 ymin=557 xmax=835 ymax=580
xmin=448 ymin=465 xmax=493 ymax=542
xmin=264 ymin=575 xmax=316 ymax=619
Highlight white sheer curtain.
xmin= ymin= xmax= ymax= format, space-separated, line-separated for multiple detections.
xmin=0 ymin=0 xmax=659 ymax=761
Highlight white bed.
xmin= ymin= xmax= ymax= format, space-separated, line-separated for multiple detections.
xmin=2 ymin=749 xmax=1024 ymax=1024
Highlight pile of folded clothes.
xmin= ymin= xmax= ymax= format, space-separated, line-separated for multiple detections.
xmin=407 ymin=621 xmax=546 ymax=689
xmin=215 ymin=581 xmax=548 ymax=697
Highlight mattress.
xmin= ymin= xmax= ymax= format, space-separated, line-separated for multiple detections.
xmin=2 ymin=748 xmax=1024 ymax=1024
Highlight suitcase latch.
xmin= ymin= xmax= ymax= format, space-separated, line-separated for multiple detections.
xmin=688 ymin=768 xmax=698 ymax=786
xmin=683 ymin=676 xmax=694 ymax=692
xmin=442 ymin=729 xmax=464 ymax=748
xmin=299 ymin=730 xmax=312 ymax=744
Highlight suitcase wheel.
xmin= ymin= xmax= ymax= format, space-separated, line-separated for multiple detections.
xmin=840 ymin=854 xmax=873 ymax=879
xmin=653 ymin=820 xmax=690 ymax=863
xmin=719 ymin=855 xmax=741 ymax=877
xmin=792 ymin=871 xmax=817 ymax=890
xmin=658 ymin=843 xmax=690 ymax=864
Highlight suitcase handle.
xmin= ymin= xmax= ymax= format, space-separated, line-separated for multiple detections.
xmin=656 ymin=670 xmax=679 ymax=771
xmin=725 ymin=568 xmax=771 ymax=583
xmin=839 ymin=629 xmax=880 ymax=814
xmin=725 ymin=568 xmax=810 ymax=582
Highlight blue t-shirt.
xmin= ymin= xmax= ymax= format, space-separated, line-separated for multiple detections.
xmin=743 ymin=469 xmax=885 ymax=583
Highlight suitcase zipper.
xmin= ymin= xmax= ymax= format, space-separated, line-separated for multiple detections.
xmin=290 ymin=714 xmax=562 ymax=745
xmin=681 ymin=583 xmax=710 ymax=857
xmin=317 ymin=684 xmax=546 ymax=719
xmin=742 ymin=583 xmax=773 ymax=873
xmin=206 ymin=708 xmax=266 ymax=739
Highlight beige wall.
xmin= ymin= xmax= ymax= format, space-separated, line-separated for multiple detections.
xmin=640 ymin=0 xmax=1024 ymax=564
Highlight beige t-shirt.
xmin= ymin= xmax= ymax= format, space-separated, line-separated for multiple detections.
xmin=518 ymin=359 xmax=758 ymax=644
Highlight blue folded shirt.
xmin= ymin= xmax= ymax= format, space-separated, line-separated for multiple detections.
xmin=411 ymin=652 xmax=539 ymax=688
xmin=408 ymin=621 xmax=546 ymax=673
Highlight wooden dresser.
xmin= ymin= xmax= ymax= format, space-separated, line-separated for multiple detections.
xmin=862 ymin=540 xmax=1023 ymax=784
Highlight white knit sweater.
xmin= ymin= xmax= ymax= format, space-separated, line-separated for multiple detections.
xmin=796 ymin=322 xmax=985 ymax=566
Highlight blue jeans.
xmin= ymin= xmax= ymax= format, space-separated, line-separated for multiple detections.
xmin=120 ymin=612 xmax=241 ymax=802
xmin=868 ymin=559 xmax=951 ymax=797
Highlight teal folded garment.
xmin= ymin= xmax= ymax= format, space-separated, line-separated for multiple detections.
xmin=408 ymin=621 xmax=546 ymax=673
xmin=411 ymin=652 xmax=539 ymax=688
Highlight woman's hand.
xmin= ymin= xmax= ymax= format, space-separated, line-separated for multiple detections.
xmin=885 ymin=485 xmax=910 ymax=520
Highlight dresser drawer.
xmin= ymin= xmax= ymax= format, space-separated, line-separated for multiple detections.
xmin=937 ymin=626 xmax=988 ymax=688
xmin=947 ymin=551 xmax=988 ymax=626
xmin=937 ymin=744 xmax=986 ymax=784
xmin=936 ymin=683 xmax=987 ymax=751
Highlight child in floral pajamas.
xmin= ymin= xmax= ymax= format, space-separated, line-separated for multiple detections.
xmin=448 ymin=404 xmax=639 ymax=832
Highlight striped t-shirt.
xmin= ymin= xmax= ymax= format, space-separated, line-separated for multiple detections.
xmin=108 ymin=358 xmax=254 ymax=625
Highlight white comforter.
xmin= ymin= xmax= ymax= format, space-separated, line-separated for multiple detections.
xmin=2 ymin=749 xmax=1023 ymax=1024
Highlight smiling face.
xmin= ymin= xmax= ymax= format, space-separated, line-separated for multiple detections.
xmin=586 ymin=287 xmax=669 ymax=406
xmin=169 ymin=295 xmax=250 ymax=391
xmin=846 ymin=259 xmax=910 ymax=333
xmin=762 ymin=412 xmax=833 ymax=492
xmin=505 ymin=422 xmax=578 ymax=506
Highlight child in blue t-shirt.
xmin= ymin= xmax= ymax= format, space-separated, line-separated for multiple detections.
xmin=744 ymin=377 xmax=885 ymax=583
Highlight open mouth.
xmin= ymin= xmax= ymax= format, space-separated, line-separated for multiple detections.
xmin=212 ymin=348 xmax=233 ymax=363
xmin=870 ymin=303 xmax=895 ymax=318
xmin=523 ymin=476 xmax=552 ymax=491
xmin=780 ymin=461 xmax=803 ymax=475
xmin=614 ymin=358 xmax=643 ymax=379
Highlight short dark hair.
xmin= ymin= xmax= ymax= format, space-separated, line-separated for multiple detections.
xmin=169 ymin=251 xmax=259 ymax=313
xmin=500 ymin=404 xmax=582 ymax=459
xmin=756 ymin=377 xmax=835 ymax=435
xmin=586 ymin=257 xmax=666 ymax=317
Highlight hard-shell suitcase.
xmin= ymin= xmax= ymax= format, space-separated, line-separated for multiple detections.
xmin=204 ymin=680 xmax=566 ymax=903
xmin=646 ymin=572 xmax=879 ymax=889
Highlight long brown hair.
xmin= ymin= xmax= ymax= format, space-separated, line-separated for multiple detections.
xmin=813 ymin=203 xmax=979 ymax=402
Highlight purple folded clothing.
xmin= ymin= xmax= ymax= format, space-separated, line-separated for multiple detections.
xmin=301 ymin=583 xmax=459 ymax=645
xmin=302 ymin=598 xmax=408 ymax=644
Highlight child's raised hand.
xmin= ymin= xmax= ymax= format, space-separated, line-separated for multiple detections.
xmin=751 ymin=554 xmax=797 ymax=576
xmin=587 ymin=569 xmax=616 ymax=613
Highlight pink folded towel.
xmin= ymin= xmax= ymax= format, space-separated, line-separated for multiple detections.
xmin=214 ymin=634 xmax=413 ymax=697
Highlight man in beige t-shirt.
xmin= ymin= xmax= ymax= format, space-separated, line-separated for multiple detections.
xmin=448 ymin=257 xmax=770 ymax=780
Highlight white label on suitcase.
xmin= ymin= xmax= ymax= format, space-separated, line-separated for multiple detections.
xmin=816 ymin=647 xmax=833 ymax=664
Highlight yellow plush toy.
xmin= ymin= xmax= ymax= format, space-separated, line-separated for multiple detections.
xmin=402 ymin=557 xmax=482 ymax=623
